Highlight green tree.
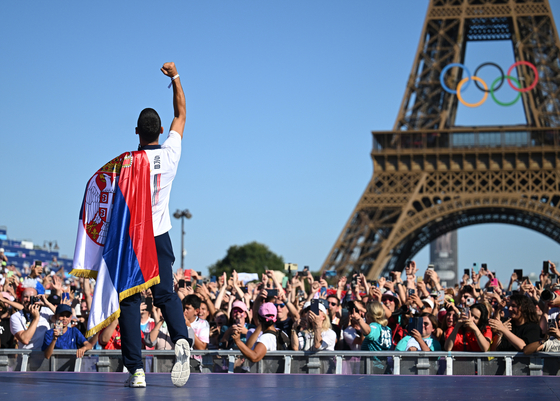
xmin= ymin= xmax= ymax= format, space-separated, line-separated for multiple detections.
xmin=208 ymin=241 xmax=284 ymax=277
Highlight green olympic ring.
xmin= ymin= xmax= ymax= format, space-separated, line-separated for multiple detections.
xmin=440 ymin=61 xmax=538 ymax=107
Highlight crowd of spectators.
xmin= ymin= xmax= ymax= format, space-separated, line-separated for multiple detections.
xmin=1 ymin=244 xmax=560 ymax=373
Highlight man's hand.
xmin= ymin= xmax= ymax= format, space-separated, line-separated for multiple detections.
xmin=30 ymin=303 xmax=41 ymax=320
xmin=161 ymin=62 xmax=178 ymax=78
xmin=76 ymin=347 xmax=88 ymax=359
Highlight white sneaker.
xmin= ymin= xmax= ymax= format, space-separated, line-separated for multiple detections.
xmin=124 ymin=368 xmax=146 ymax=388
xmin=171 ymin=338 xmax=191 ymax=387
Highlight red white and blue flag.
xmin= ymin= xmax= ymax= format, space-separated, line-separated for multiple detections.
xmin=71 ymin=151 xmax=160 ymax=337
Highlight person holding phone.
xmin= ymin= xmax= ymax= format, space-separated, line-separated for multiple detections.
xmin=524 ymin=312 xmax=560 ymax=354
xmin=42 ymin=304 xmax=93 ymax=359
xmin=291 ymin=301 xmax=336 ymax=351
xmin=351 ymin=301 xmax=392 ymax=351
xmin=232 ymin=303 xmax=278 ymax=363
xmin=342 ymin=301 xmax=366 ymax=350
xmin=396 ymin=313 xmax=441 ymax=351
xmin=444 ymin=303 xmax=492 ymax=352
xmin=218 ymin=300 xmax=252 ymax=349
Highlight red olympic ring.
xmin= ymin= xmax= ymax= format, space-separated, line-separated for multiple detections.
xmin=507 ymin=61 xmax=539 ymax=93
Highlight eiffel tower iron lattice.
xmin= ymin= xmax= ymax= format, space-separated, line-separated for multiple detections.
xmin=321 ymin=0 xmax=560 ymax=280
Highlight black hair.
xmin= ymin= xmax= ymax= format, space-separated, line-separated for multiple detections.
xmin=509 ymin=293 xmax=539 ymax=324
xmin=327 ymin=294 xmax=340 ymax=305
xmin=257 ymin=313 xmax=276 ymax=329
xmin=471 ymin=303 xmax=489 ymax=331
xmin=182 ymin=294 xmax=202 ymax=310
xmin=137 ymin=108 xmax=162 ymax=143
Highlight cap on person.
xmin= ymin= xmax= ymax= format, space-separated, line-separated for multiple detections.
xmin=303 ymin=301 xmax=327 ymax=315
xmin=382 ymin=290 xmax=401 ymax=306
xmin=258 ymin=302 xmax=277 ymax=322
xmin=422 ymin=298 xmax=435 ymax=310
xmin=48 ymin=294 xmax=61 ymax=305
xmin=232 ymin=300 xmax=248 ymax=313
xmin=55 ymin=304 xmax=73 ymax=315
xmin=1 ymin=292 xmax=14 ymax=302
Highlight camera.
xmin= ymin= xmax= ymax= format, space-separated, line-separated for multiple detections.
xmin=30 ymin=296 xmax=40 ymax=305
xmin=541 ymin=289 xmax=557 ymax=303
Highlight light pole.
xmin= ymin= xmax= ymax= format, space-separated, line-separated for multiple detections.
xmin=173 ymin=209 xmax=192 ymax=271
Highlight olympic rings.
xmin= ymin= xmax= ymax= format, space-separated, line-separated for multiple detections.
xmin=474 ymin=62 xmax=504 ymax=93
xmin=456 ymin=77 xmax=487 ymax=108
xmin=491 ymin=75 xmax=521 ymax=107
xmin=507 ymin=61 xmax=538 ymax=93
xmin=440 ymin=63 xmax=472 ymax=94
xmin=440 ymin=61 xmax=539 ymax=107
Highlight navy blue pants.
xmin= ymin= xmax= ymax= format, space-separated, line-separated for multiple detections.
xmin=119 ymin=232 xmax=190 ymax=372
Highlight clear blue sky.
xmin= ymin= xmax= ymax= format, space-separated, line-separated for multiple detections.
xmin=2 ymin=1 xmax=560 ymax=282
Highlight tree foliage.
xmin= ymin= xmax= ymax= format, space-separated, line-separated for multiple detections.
xmin=207 ymin=241 xmax=284 ymax=277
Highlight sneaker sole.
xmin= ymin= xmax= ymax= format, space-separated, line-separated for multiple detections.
xmin=172 ymin=338 xmax=191 ymax=387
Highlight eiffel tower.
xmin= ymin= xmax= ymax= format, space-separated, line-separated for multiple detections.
xmin=321 ymin=0 xmax=560 ymax=280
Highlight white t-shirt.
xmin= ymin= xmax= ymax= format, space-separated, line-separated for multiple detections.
xmin=298 ymin=329 xmax=336 ymax=351
xmin=191 ymin=317 xmax=210 ymax=346
xmin=343 ymin=326 xmax=362 ymax=350
xmin=257 ymin=332 xmax=277 ymax=351
xmin=143 ymin=130 xmax=182 ymax=236
xmin=10 ymin=307 xmax=54 ymax=350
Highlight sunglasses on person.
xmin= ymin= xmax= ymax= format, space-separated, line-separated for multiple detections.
xmin=275 ymin=303 xmax=286 ymax=308
xmin=328 ymin=301 xmax=338 ymax=306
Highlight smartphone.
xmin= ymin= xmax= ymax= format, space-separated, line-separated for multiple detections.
xmin=210 ymin=276 xmax=217 ymax=283
xmin=464 ymin=269 xmax=470 ymax=276
xmin=473 ymin=263 xmax=479 ymax=274
xmin=514 ymin=269 xmax=523 ymax=280
xmin=491 ymin=278 xmax=499 ymax=287
xmin=310 ymin=299 xmax=320 ymax=315
xmin=145 ymin=297 xmax=153 ymax=311
xmin=417 ymin=277 xmax=423 ymax=283
xmin=320 ymin=287 xmax=327 ymax=296
xmin=487 ymin=287 xmax=494 ymax=293
xmin=178 ymin=279 xmax=185 ymax=288
xmin=267 ymin=289 xmax=278 ymax=298
xmin=548 ymin=318 xmax=556 ymax=329
xmin=185 ymin=269 xmax=192 ymax=281
xmin=543 ymin=261 xmax=550 ymax=275
xmin=303 ymin=266 xmax=309 ymax=273
xmin=481 ymin=263 xmax=487 ymax=270
xmin=437 ymin=290 xmax=445 ymax=305
xmin=62 ymin=292 xmax=70 ymax=301
xmin=408 ymin=288 xmax=415 ymax=296
xmin=462 ymin=307 xmax=471 ymax=319
xmin=408 ymin=317 xmax=423 ymax=334
xmin=35 ymin=260 xmax=42 ymax=267
xmin=427 ymin=264 xmax=435 ymax=271
xmin=522 ymin=276 xmax=529 ymax=283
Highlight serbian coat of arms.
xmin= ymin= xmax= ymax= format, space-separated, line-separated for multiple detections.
xmin=83 ymin=153 xmax=133 ymax=246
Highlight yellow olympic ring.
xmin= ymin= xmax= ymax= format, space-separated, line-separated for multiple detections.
xmin=456 ymin=76 xmax=488 ymax=108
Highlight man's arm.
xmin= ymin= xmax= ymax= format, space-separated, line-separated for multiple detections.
xmin=161 ymin=62 xmax=186 ymax=139
xmin=13 ymin=305 xmax=41 ymax=345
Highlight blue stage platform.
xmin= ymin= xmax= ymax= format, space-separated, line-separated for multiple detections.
xmin=1 ymin=372 xmax=559 ymax=400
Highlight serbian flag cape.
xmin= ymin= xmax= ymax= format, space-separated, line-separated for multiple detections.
xmin=71 ymin=151 xmax=160 ymax=337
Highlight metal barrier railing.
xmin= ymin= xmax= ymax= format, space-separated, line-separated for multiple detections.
xmin=1 ymin=349 xmax=559 ymax=376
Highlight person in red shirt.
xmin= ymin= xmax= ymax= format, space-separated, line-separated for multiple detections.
xmin=444 ymin=303 xmax=491 ymax=352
